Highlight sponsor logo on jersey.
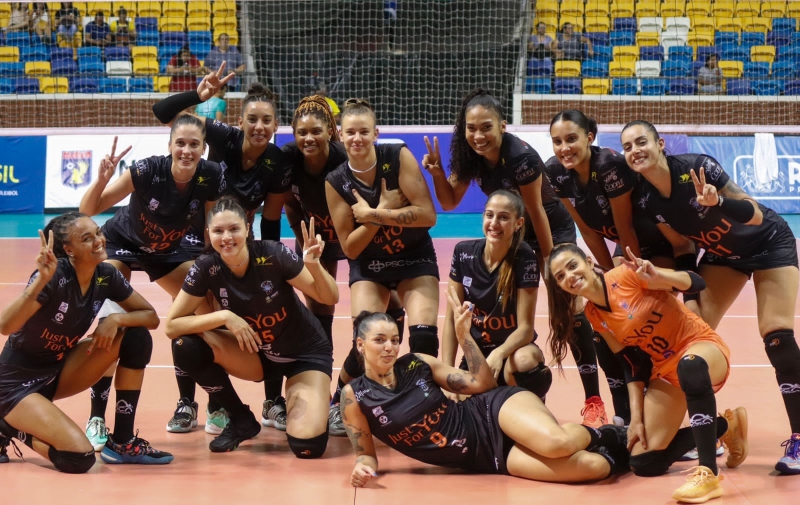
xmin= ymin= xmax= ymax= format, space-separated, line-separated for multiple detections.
xmin=604 ymin=171 xmax=618 ymax=184
xmin=407 ymin=359 xmax=421 ymax=370
xmin=134 ymin=159 xmax=148 ymax=175
xmin=219 ymin=288 xmax=227 ymax=298
xmin=354 ymin=388 xmax=371 ymax=402
xmin=58 ymin=277 xmax=71 ymax=287
xmin=148 ymin=198 xmax=160 ymax=212
xmin=379 ymin=415 xmax=391 ymax=425
xmin=58 ymin=302 xmax=69 ymax=313
xmin=458 ymin=252 xmax=474 ymax=262
xmin=596 ymin=195 xmax=609 ymax=209
xmin=462 ymin=276 xmax=472 ymax=287
xmin=208 ymin=264 xmax=221 ymax=276
xmin=54 ymin=312 xmax=64 ymax=322
xmin=255 ymin=255 xmax=274 ymax=266
xmin=382 ymin=163 xmax=391 ymax=173
xmin=96 ymin=276 xmax=110 ymax=286
xmin=196 ymin=176 xmax=209 ymax=186
xmin=186 ymin=199 xmax=201 ymax=219
xmin=416 ymin=378 xmax=430 ymax=397
xmin=556 ymin=173 xmax=570 ymax=184
xmin=92 ymin=301 xmax=103 ymax=315
xmin=61 ymin=150 xmax=92 ymax=189
xmin=678 ymin=173 xmax=692 ymax=184
xmin=372 ymin=406 xmax=384 ymax=417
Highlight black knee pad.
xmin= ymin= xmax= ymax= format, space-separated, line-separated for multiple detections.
xmin=512 ymin=363 xmax=553 ymax=401
xmin=48 ymin=446 xmax=95 ymax=474
xmin=342 ymin=346 xmax=364 ymax=378
xmin=677 ymin=355 xmax=713 ymax=399
xmin=764 ymin=329 xmax=800 ymax=374
xmin=118 ymin=326 xmax=153 ymax=369
xmin=629 ymin=450 xmax=670 ymax=477
xmin=171 ymin=335 xmax=215 ymax=376
xmin=409 ymin=325 xmax=439 ymax=357
xmin=287 ymin=431 xmax=328 ymax=459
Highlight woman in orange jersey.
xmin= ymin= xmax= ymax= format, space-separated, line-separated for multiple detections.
xmin=547 ymin=244 xmax=746 ymax=504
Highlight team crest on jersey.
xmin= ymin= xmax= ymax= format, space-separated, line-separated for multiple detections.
xmin=596 ymin=195 xmax=609 ymax=212
xmin=251 ymin=182 xmax=263 ymax=202
xmin=261 ymin=280 xmax=278 ymax=303
xmin=415 ymin=379 xmax=430 ymax=397
xmin=462 ymin=276 xmax=472 ymax=287
xmin=61 ymin=150 xmax=92 ymax=189
xmin=58 ymin=302 xmax=69 ymax=313
xmin=92 ymin=301 xmax=103 ymax=315
xmin=689 ymin=197 xmax=709 ymax=218
xmin=186 ymin=199 xmax=201 ymax=220
xmin=148 ymin=198 xmax=160 ymax=212
xmin=372 ymin=406 xmax=384 ymax=417
xmin=501 ymin=179 xmax=512 ymax=189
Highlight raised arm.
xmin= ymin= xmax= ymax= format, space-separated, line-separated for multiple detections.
xmin=285 ymin=219 xmax=339 ymax=305
xmin=340 ymin=384 xmax=380 ymax=487
xmin=441 ymin=279 xmax=463 ymax=367
xmin=621 ymin=247 xmax=706 ymax=293
xmin=79 ymin=137 xmax=133 ymax=216
xmin=421 ymin=135 xmax=470 ymax=211
xmin=0 ymin=230 xmax=55 ymax=335
xmin=691 ymin=166 xmax=763 ymax=226
xmin=152 ymin=63 xmax=234 ymax=126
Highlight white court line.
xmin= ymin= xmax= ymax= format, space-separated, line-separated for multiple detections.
xmin=144 ymin=364 xmax=772 ymax=370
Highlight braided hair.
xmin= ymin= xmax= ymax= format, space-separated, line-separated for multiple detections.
xmin=292 ymin=95 xmax=340 ymax=142
xmin=43 ymin=211 xmax=88 ymax=259
xmin=449 ymin=88 xmax=505 ymax=184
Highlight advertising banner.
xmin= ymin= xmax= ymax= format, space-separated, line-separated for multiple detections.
xmin=0 ymin=136 xmax=47 ymax=213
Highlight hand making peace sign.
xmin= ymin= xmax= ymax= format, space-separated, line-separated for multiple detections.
xmin=690 ymin=166 xmax=720 ymax=207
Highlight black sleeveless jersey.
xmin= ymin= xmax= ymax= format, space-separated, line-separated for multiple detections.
xmin=282 ymin=140 xmax=348 ymax=248
xmin=631 ymin=154 xmax=787 ymax=258
xmin=349 ymin=355 xmax=477 ymax=469
xmin=449 ymin=239 xmax=539 ymax=351
xmin=545 ymin=146 xmax=667 ymax=247
xmin=102 ymin=155 xmax=225 ymax=254
xmin=205 ymin=118 xmax=292 ymax=218
xmin=326 ymin=143 xmax=434 ymax=258
xmin=4 ymin=259 xmax=133 ymax=367
xmin=182 ymin=240 xmax=330 ymax=359
xmin=475 ymin=133 xmax=574 ymax=244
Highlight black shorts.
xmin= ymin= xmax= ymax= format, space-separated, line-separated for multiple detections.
xmin=463 ymin=386 xmax=526 ymax=475
xmin=0 ymin=348 xmax=62 ymax=419
xmin=526 ymin=220 xmax=577 ymax=254
xmin=699 ymin=224 xmax=798 ymax=276
xmin=258 ymin=350 xmax=334 ymax=381
xmin=612 ymin=241 xmax=674 ymax=261
xmin=294 ymin=238 xmax=346 ymax=263
xmin=348 ymin=241 xmax=439 ymax=289
xmin=104 ymin=236 xmax=193 ymax=282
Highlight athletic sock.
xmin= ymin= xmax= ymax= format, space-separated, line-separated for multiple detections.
xmin=571 ymin=313 xmax=601 ymax=400
xmin=764 ymin=330 xmax=800 ymax=433
xmin=593 ymin=333 xmax=631 ymax=423
xmin=112 ymin=390 xmax=141 ymax=442
xmin=89 ymin=375 xmax=113 ymax=420
xmin=174 ymin=368 xmax=196 ymax=403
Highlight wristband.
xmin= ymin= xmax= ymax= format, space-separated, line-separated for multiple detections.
xmin=683 ymin=271 xmax=706 ymax=294
xmin=260 ymin=218 xmax=281 ymax=241
xmin=716 ymin=195 xmax=756 ymax=223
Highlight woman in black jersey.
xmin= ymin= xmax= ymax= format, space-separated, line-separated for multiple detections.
xmin=164 ymin=197 xmax=338 ymax=458
xmin=341 ymin=304 xmax=630 ymax=487
xmin=425 ymin=88 xmax=608 ymax=427
xmin=620 ymin=120 xmax=800 ymax=475
xmin=443 ymin=190 xmax=552 ymax=400
xmin=325 ymin=99 xmax=440 ymax=403
xmin=0 ymin=213 xmax=171 ymax=472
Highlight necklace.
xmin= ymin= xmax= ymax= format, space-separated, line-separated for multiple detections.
xmin=173 ymin=173 xmax=193 ymax=184
xmin=348 ymin=159 xmax=377 ymax=174
xmin=223 ymin=252 xmax=249 ymax=269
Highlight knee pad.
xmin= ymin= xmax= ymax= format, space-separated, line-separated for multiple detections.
xmin=342 ymin=346 xmax=364 ymax=379
xmin=409 ymin=325 xmax=439 ymax=357
xmin=171 ymin=335 xmax=214 ymax=376
xmin=764 ymin=329 xmax=800 ymax=375
xmin=118 ymin=327 xmax=153 ymax=370
xmin=512 ymin=363 xmax=553 ymax=401
xmin=287 ymin=431 xmax=328 ymax=459
xmin=48 ymin=446 xmax=95 ymax=474
xmin=629 ymin=450 xmax=670 ymax=477
xmin=676 ymin=355 xmax=713 ymax=399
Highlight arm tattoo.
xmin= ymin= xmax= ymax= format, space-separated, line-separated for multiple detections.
xmin=345 ymin=425 xmax=366 ymax=453
xmin=369 ymin=211 xmax=385 ymax=224
xmin=394 ymin=210 xmax=418 ymax=225
xmin=446 ymin=372 xmax=469 ymax=392
xmin=462 ymin=338 xmax=484 ymax=376
xmin=720 ymin=180 xmax=747 ymax=197
xmin=340 ymin=396 xmax=353 ymax=422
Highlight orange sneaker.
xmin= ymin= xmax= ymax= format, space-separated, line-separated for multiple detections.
xmin=581 ymin=396 xmax=608 ymax=429
xmin=671 ymin=466 xmax=723 ymax=503
xmin=719 ymin=407 xmax=748 ymax=469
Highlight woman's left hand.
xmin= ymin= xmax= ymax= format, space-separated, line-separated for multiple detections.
xmin=446 ymin=285 xmax=473 ymax=342
xmin=351 ymin=190 xmax=375 ymax=224
xmin=485 ymin=351 xmax=503 ymax=380
xmin=690 ymin=167 xmax=720 ymax=207
xmin=351 ymin=463 xmax=377 ymax=487
xmin=621 ymin=246 xmax=659 ymax=283
xmin=86 ymin=316 xmax=120 ymax=355
xmin=301 ymin=217 xmax=325 ymax=264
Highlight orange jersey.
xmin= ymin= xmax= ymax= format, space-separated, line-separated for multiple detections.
xmin=584 ymin=265 xmax=725 ymax=375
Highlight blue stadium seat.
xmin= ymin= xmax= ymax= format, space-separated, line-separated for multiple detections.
xmin=767 ymin=32 xmax=791 ymax=48
xmin=105 ymin=46 xmax=131 ymax=62
xmin=129 ymin=77 xmax=153 ymax=93
xmin=554 ymin=78 xmax=581 ymax=94
xmin=662 ymin=60 xmax=690 ymax=77
xmin=726 ymin=78 xmax=752 ymax=95
xmin=752 ymin=79 xmax=782 ymax=96
xmin=721 ymin=46 xmax=750 ymax=63
xmin=15 ymin=77 xmax=39 ymax=94
xmin=777 ymin=45 xmax=800 ymax=63
xmin=641 ymin=78 xmax=667 ymax=95
xmin=785 ymin=80 xmax=800 ymax=95
xmin=160 ymin=32 xmax=187 ymax=47
xmin=613 ymin=18 xmax=637 ymax=32
xmin=527 ymin=58 xmax=553 ymax=77
xmin=52 ymin=58 xmax=78 ymax=75
xmin=6 ymin=31 xmax=30 ymax=47
xmin=0 ymin=78 xmax=13 ymax=94
xmin=696 ymin=47 xmax=720 ymax=63
xmin=589 ymin=45 xmax=613 ymax=63
xmin=582 ymin=60 xmax=607 ymax=77
xmin=51 ymin=47 xmax=74 ymax=62
xmin=525 ymin=77 xmax=552 ymax=94
xmin=159 ymin=57 xmax=170 ymax=73
xmin=791 ymin=32 xmax=800 ymax=48
xmin=135 ymin=17 xmax=158 ymax=32
xmin=691 ymin=61 xmax=706 ymax=76
xmin=611 ymin=78 xmax=638 ymax=95
xmin=188 ymin=31 xmax=213 ymax=45
xmin=669 ymin=78 xmax=697 ymax=95
xmin=188 ymin=31 xmax=213 ymax=59
xmin=610 ymin=30 xmax=635 ymax=47
xmin=640 ymin=46 xmax=664 ymax=61
xmin=20 ymin=45 xmax=49 ymax=62
xmin=0 ymin=62 xmax=25 ymax=77
xmin=668 ymin=46 xmax=694 ymax=64
xmin=79 ymin=57 xmax=105 ymax=74
xmin=743 ymin=62 xmax=770 ymax=78
xmin=100 ymin=77 xmax=128 ymax=93
xmin=137 ymin=31 xmax=159 ymax=46
xmin=715 ymin=32 xmax=739 ymax=46
xmin=158 ymin=45 xmax=182 ymax=60
xmin=741 ymin=32 xmax=765 ymax=47
xmin=772 ymin=18 xmax=797 ymax=34
xmin=584 ymin=32 xmax=610 ymax=48
xmin=771 ymin=60 xmax=796 ymax=78
xmin=78 ymin=47 xmax=103 ymax=61
xmin=70 ymin=77 xmax=99 ymax=93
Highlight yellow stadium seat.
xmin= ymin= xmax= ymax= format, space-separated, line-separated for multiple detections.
xmin=687 ymin=33 xmax=715 ymax=48
xmin=583 ymin=78 xmax=611 ymax=94
xmin=212 ymin=0 xmax=237 ymax=17
xmin=555 ymin=60 xmax=581 ymax=77
xmin=636 ymin=0 xmax=661 ymax=17
xmin=787 ymin=1 xmax=800 ymax=17
xmin=608 ymin=60 xmax=636 ymax=76
xmin=187 ymin=15 xmax=212 ymax=31
xmin=559 ymin=15 xmax=584 ymax=32
xmin=159 ymin=16 xmax=187 ymax=32
xmin=761 ymin=1 xmax=787 ymax=18
xmin=611 ymin=0 xmax=635 ymax=17
xmin=585 ymin=0 xmax=610 ymax=17
xmin=636 ymin=32 xmax=661 ymax=46
xmin=613 ymin=45 xmax=640 ymax=61
xmin=0 ymin=4 xmax=10 ymax=16
xmin=154 ymin=76 xmax=172 ymax=92
xmin=734 ymin=1 xmax=761 ymax=17
xmin=743 ymin=17 xmax=771 ymax=33
xmin=560 ymin=0 xmax=585 ymax=17
xmin=585 ymin=16 xmax=612 ymax=32
xmin=133 ymin=57 xmax=158 ymax=75
xmin=25 ymin=61 xmax=50 ymax=75
xmin=188 ymin=1 xmax=212 ymax=17
xmin=712 ymin=0 xmax=736 ymax=17
xmin=86 ymin=2 xmax=112 ymax=16
xmin=686 ymin=1 xmax=711 ymax=16
xmin=72 ymin=2 xmax=88 ymax=17
xmin=535 ymin=0 xmax=559 ymax=17
xmin=661 ymin=0 xmax=687 ymax=17
xmin=112 ymin=2 xmax=137 ymax=15
xmin=534 ymin=17 xmax=559 ymax=33
xmin=162 ymin=1 xmax=188 ymax=17
xmin=213 ymin=30 xmax=237 ymax=45
xmin=718 ymin=60 xmax=743 ymax=77
xmin=39 ymin=77 xmax=68 ymax=93
xmin=716 ymin=17 xmax=743 ymax=32
xmin=136 ymin=1 xmax=161 ymax=17
xmin=0 ymin=46 xmax=20 ymax=62
xmin=751 ymin=44 xmax=776 ymax=63
xmin=691 ymin=16 xmax=716 ymax=32
xmin=212 ymin=15 xmax=237 ymax=34
xmin=131 ymin=46 xmax=157 ymax=59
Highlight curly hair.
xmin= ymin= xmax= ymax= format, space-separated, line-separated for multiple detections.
xmin=449 ymin=88 xmax=504 ymax=184
xmin=292 ymin=95 xmax=340 ymax=142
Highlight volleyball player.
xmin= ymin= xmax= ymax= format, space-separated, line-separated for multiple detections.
xmin=548 ymin=244 xmax=747 ymax=503
xmin=443 ymin=190 xmax=552 ymax=401
xmin=0 ymin=213 xmax=171 ymax=471
xmin=620 ymin=120 xmax=800 ymax=475
xmin=341 ymin=303 xmax=630 ymax=487
xmin=164 ymin=197 xmax=337 ymax=457
xmin=424 ymin=88 xmax=610 ymax=426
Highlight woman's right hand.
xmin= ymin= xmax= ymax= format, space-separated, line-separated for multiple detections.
xmin=351 ymin=463 xmax=377 ymax=487
xmin=197 ymin=62 xmax=235 ymax=101
xmin=377 ymin=179 xmax=408 ymax=210
xmin=35 ymin=229 xmax=57 ymax=282
xmin=224 ymin=310 xmax=261 ymax=353
xmin=422 ymin=135 xmax=445 ymax=177
xmin=99 ymin=136 xmax=132 ymax=185
xmin=446 ymin=285 xmax=473 ymax=343
xmin=627 ymin=419 xmax=647 ymax=451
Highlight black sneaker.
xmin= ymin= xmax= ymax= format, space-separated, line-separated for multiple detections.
xmin=0 ymin=434 xmax=22 ymax=464
xmin=100 ymin=432 xmax=174 ymax=465
xmin=209 ymin=407 xmax=261 ymax=453
xmin=594 ymin=424 xmax=630 ymax=475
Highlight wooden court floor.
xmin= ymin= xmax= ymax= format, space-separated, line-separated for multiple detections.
xmin=0 ymin=238 xmax=797 ymax=505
